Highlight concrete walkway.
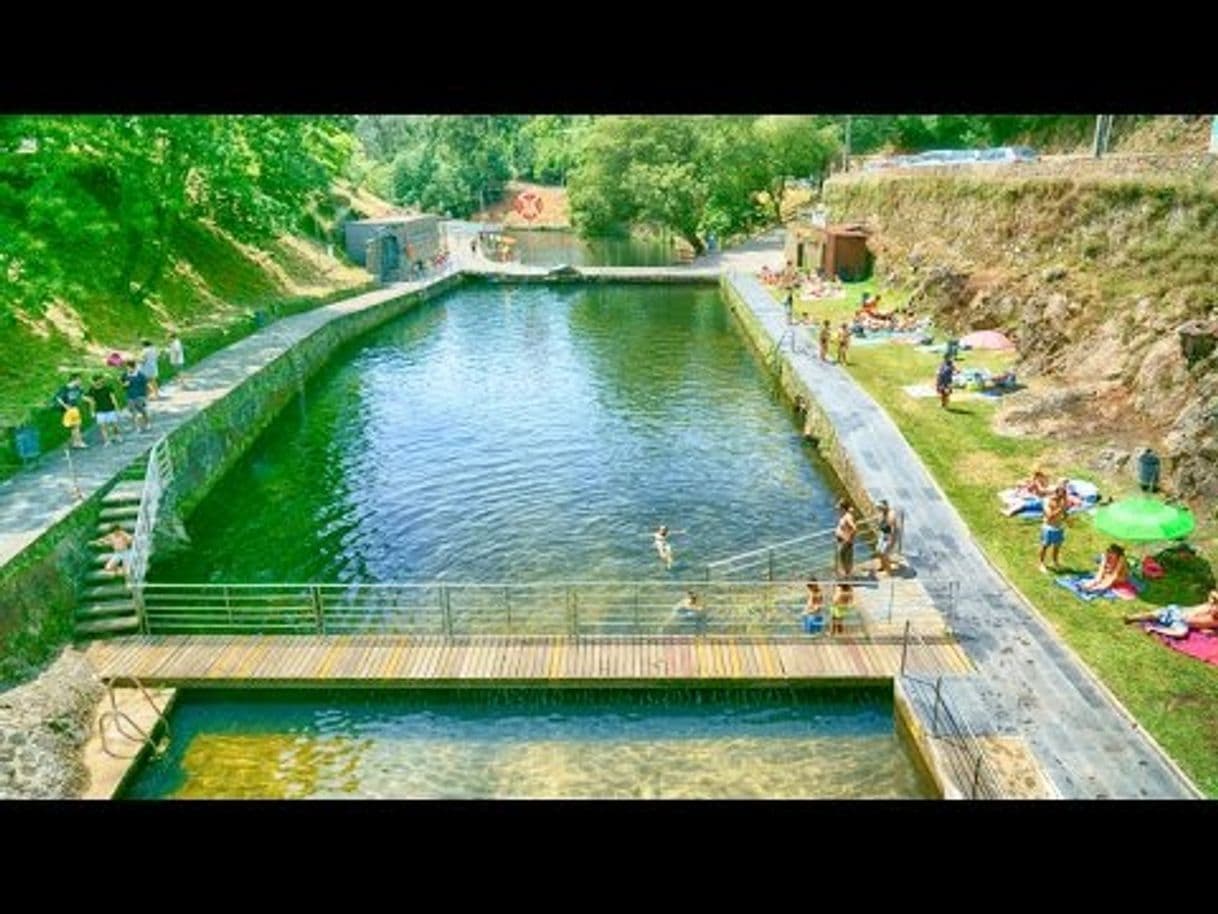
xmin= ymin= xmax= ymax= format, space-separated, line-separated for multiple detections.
xmin=0 ymin=278 xmax=445 ymax=569
xmin=727 ymin=271 xmax=1198 ymax=798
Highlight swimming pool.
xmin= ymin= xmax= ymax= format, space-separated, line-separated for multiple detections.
xmin=124 ymin=687 xmax=935 ymax=799
xmin=152 ymin=282 xmax=847 ymax=585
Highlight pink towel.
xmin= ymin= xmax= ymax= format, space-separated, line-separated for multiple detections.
xmin=1147 ymin=628 xmax=1218 ymax=667
xmin=1110 ymin=581 xmax=1140 ymax=601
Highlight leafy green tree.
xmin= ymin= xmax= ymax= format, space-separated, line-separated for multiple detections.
xmin=751 ymin=116 xmax=840 ymax=220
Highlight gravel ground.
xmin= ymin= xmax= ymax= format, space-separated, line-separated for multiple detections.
xmin=0 ymin=647 xmax=104 ymax=799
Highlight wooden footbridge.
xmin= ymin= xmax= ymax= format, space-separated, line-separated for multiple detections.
xmin=87 ymin=631 xmax=971 ymax=688
xmin=87 ymin=575 xmax=969 ymax=687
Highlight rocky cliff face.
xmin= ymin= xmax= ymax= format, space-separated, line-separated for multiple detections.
xmin=825 ymin=175 xmax=1218 ymax=504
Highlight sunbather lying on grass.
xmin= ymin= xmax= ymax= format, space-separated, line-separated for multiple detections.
xmin=1124 ymin=590 xmax=1218 ymax=636
xmin=1002 ymin=468 xmax=1051 ymax=516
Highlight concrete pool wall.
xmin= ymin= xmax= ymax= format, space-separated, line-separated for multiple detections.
xmin=0 ymin=275 xmax=462 ymax=651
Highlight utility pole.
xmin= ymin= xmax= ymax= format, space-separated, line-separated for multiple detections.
xmin=843 ymin=115 xmax=853 ymax=172
xmin=1092 ymin=115 xmax=1114 ymax=159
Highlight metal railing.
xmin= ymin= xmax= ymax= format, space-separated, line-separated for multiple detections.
xmin=129 ymin=436 xmax=174 ymax=632
xmin=900 ymin=624 xmax=1003 ymax=800
xmin=138 ymin=576 xmax=955 ymax=639
xmin=96 ymin=675 xmax=171 ymax=760
xmin=704 ymin=521 xmax=878 ymax=581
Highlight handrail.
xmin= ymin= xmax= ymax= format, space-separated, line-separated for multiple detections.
xmin=899 ymin=625 xmax=1003 ymax=799
xmin=97 ymin=675 xmax=171 ymax=761
xmin=705 ymin=520 xmax=878 ymax=580
xmin=137 ymin=576 xmax=958 ymax=639
xmin=128 ymin=436 xmax=174 ymax=633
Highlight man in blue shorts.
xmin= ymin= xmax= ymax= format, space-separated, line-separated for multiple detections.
xmin=1037 ymin=484 xmax=1068 ymax=573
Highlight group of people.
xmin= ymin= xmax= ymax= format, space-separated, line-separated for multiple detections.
xmin=801 ymin=579 xmax=855 ymax=635
xmin=53 ymin=335 xmax=184 ymax=448
xmin=851 ymin=295 xmax=927 ymax=336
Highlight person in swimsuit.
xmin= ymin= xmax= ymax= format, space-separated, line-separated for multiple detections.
xmin=830 ymin=583 xmax=854 ymax=635
xmin=836 ymin=323 xmax=851 ymax=365
xmin=834 ymin=501 xmax=856 ymax=579
xmin=1080 ymin=544 xmax=1130 ymax=593
xmin=819 ymin=320 xmax=831 ymax=362
xmin=1038 ymin=485 xmax=1068 ymax=572
xmin=875 ymin=499 xmax=898 ymax=575
xmin=1125 ymin=590 xmax=1218 ymax=635
xmin=92 ymin=524 xmax=135 ymax=578
xmin=653 ymin=525 xmax=684 ymax=570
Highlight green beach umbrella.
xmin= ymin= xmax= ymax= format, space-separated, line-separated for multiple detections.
xmin=1093 ymin=498 xmax=1195 ymax=542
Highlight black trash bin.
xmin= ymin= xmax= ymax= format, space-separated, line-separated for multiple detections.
xmin=14 ymin=425 xmax=39 ymax=463
xmin=1137 ymin=449 xmax=1161 ymax=492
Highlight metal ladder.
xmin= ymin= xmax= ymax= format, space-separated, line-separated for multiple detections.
xmin=96 ymin=675 xmax=171 ymax=760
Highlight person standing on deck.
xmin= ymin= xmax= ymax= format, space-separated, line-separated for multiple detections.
xmin=875 ymin=499 xmax=899 ymax=575
xmin=834 ymin=500 xmax=857 ymax=579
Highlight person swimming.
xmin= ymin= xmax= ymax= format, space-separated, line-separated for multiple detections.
xmin=652 ymin=524 xmax=685 ymax=570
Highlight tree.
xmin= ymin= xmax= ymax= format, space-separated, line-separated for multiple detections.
xmin=751 ymin=116 xmax=841 ymax=221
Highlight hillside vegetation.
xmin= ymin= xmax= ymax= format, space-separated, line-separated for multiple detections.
xmin=0 ymin=117 xmax=383 ymax=470
xmin=824 ymin=170 xmax=1218 ymax=510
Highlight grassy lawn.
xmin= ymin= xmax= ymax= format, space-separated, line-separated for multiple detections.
xmin=841 ymin=335 xmax=1218 ymax=796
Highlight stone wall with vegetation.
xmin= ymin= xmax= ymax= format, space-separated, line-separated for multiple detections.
xmin=0 ymin=275 xmax=463 ymax=683
xmin=824 ymin=174 xmax=1218 ymax=508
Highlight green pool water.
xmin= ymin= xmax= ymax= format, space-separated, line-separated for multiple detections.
xmin=152 ymin=283 xmax=847 ymax=584
xmin=124 ymin=688 xmax=935 ymax=799
xmin=508 ymin=229 xmax=680 ymax=267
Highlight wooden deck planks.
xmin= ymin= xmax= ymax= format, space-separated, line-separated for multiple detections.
xmin=86 ymin=634 xmax=969 ymax=685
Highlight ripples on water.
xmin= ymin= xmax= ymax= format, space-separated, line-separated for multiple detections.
xmin=154 ymin=284 xmax=845 ymax=584
xmin=126 ymin=689 xmax=934 ymax=799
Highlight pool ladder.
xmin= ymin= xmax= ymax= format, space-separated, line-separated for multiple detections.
xmin=97 ymin=675 xmax=171 ymax=760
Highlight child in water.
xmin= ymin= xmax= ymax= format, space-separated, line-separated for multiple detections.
xmin=652 ymin=524 xmax=686 ymax=570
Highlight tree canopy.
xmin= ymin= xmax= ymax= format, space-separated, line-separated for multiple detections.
xmin=0 ymin=115 xmax=354 ymax=310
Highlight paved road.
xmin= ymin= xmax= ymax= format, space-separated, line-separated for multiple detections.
xmin=728 ymin=271 xmax=1198 ymax=798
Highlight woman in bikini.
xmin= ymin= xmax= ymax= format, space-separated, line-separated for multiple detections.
xmin=1080 ymin=544 xmax=1131 ymax=593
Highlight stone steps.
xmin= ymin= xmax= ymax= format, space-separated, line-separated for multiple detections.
xmin=74 ymin=615 xmax=141 ymax=637
xmin=81 ymin=583 xmax=132 ymax=603
xmin=98 ymin=505 xmax=140 ymax=523
xmin=101 ymin=482 xmax=144 ymax=506
xmin=75 ymin=600 xmax=136 ymax=622
xmin=95 ymin=520 xmax=135 ymax=536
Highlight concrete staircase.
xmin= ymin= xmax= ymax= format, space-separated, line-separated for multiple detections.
xmin=75 ymin=466 xmax=145 ymax=638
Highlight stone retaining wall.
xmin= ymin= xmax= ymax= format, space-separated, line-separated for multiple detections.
xmin=719 ymin=275 xmax=879 ymax=523
xmin=0 ymin=275 xmax=464 ymax=669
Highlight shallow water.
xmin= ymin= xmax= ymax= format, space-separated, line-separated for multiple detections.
xmin=125 ymin=688 xmax=934 ymax=799
xmin=153 ymin=283 xmax=845 ymax=584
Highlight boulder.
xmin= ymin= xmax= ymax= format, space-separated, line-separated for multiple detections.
xmin=1090 ymin=447 xmax=1131 ymax=474
xmin=1178 ymin=319 xmax=1218 ymax=368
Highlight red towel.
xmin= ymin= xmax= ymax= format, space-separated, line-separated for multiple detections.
xmin=1149 ymin=629 xmax=1218 ymax=667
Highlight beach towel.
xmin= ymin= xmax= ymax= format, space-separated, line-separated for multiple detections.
xmin=902 ymin=383 xmax=980 ymax=401
xmin=1000 ymin=479 xmax=1100 ymax=519
xmin=1145 ymin=628 xmax=1218 ymax=667
xmin=1055 ymin=575 xmax=1145 ymax=602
